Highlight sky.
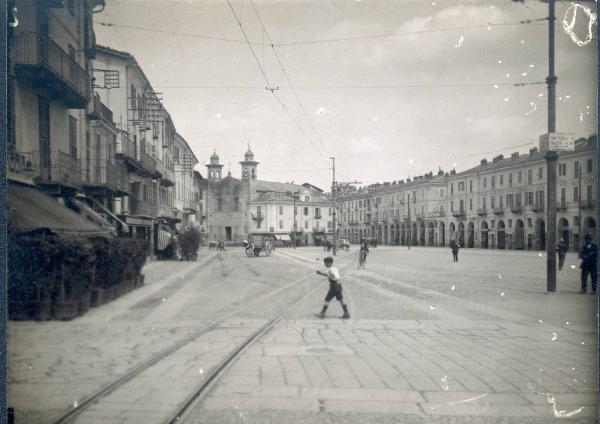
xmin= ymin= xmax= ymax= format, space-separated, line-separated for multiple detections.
xmin=95 ymin=0 xmax=597 ymax=190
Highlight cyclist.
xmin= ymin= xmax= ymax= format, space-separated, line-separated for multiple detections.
xmin=359 ymin=238 xmax=369 ymax=268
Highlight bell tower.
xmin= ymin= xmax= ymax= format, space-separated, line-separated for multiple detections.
xmin=240 ymin=145 xmax=259 ymax=200
xmin=206 ymin=149 xmax=224 ymax=181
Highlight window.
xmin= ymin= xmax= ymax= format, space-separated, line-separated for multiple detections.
xmin=574 ymin=186 xmax=579 ymax=202
xmin=515 ymin=193 xmax=522 ymax=207
xmin=469 ymin=198 xmax=473 ymax=210
xmin=499 ymin=175 xmax=504 ymax=185
xmin=518 ymin=171 xmax=522 ymax=183
xmin=234 ymin=197 xmax=239 ymax=211
xmin=327 ymin=221 xmax=332 ymax=229
xmin=587 ymin=185 xmax=593 ymax=205
xmin=587 ymin=159 xmax=593 ymax=173
xmin=68 ymin=116 xmax=77 ymax=159
xmin=440 ymin=189 xmax=444 ymax=196
xmin=304 ymin=196 xmax=309 ymax=202
xmin=217 ymin=198 xmax=223 ymax=212
xmin=315 ymin=207 xmax=321 ymax=218
xmin=279 ymin=206 xmax=283 ymax=215
xmin=482 ymin=197 xmax=486 ymax=209
xmin=574 ymin=161 xmax=580 ymax=178
xmin=469 ymin=180 xmax=473 ymax=192
xmin=459 ymin=200 xmax=464 ymax=211
xmin=528 ymin=169 xmax=532 ymax=184
xmin=508 ymin=173 xmax=513 ymax=187
xmin=450 ymin=201 xmax=454 ymax=212
xmin=279 ymin=220 xmax=283 ymax=229
xmin=527 ymin=192 xmax=534 ymax=206
xmin=539 ymin=167 xmax=544 ymax=179
xmin=304 ymin=221 xmax=308 ymax=229
xmin=483 ymin=177 xmax=487 ymax=188
xmin=458 ymin=182 xmax=464 ymax=191
xmin=304 ymin=207 xmax=308 ymax=216
xmin=491 ymin=196 xmax=495 ymax=208
xmin=560 ymin=188 xmax=566 ymax=207
xmin=450 ymin=183 xmax=454 ymax=195
xmin=499 ymin=195 xmax=503 ymax=208
xmin=558 ymin=163 xmax=565 ymax=176
xmin=491 ymin=176 xmax=495 ymax=188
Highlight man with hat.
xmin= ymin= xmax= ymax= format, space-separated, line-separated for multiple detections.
xmin=579 ymin=234 xmax=597 ymax=294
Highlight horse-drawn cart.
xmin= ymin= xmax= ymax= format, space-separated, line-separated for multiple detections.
xmin=243 ymin=233 xmax=273 ymax=257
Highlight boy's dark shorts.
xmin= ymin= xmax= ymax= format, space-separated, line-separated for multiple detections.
xmin=325 ymin=283 xmax=343 ymax=302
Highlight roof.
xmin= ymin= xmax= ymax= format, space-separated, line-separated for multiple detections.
xmin=8 ymin=183 xmax=111 ymax=237
xmin=302 ymin=183 xmax=324 ymax=193
xmin=255 ymin=180 xmax=308 ymax=194
xmin=454 ymin=137 xmax=597 ymax=177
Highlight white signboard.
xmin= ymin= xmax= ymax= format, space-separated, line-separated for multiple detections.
xmin=539 ymin=132 xmax=575 ymax=152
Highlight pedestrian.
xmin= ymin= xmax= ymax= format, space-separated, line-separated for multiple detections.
xmin=556 ymin=238 xmax=567 ymax=270
xmin=450 ymin=239 xmax=460 ymax=262
xmin=316 ymin=257 xmax=350 ymax=319
xmin=579 ymin=234 xmax=597 ymax=295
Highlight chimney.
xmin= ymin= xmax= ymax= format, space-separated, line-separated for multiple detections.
xmin=437 ymin=169 xmax=444 ymax=176
xmin=492 ymin=154 xmax=504 ymax=163
xmin=511 ymin=152 xmax=519 ymax=160
xmin=480 ymin=159 xmax=488 ymax=166
xmin=529 ymin=147 xmax=538 ymax=155
xmin=450 ymin=169 xmax=456 ymax=175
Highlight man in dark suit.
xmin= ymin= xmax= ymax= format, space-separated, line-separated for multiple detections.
xmin=579 ymin=234 xmax=597 ymax=294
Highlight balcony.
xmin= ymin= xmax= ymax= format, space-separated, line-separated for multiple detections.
xmin=116 ymin=132 xmax=159 ymax=178
xmin=477 ymin=208 xmax=487 ymax=216
xmin=12 ymin=32 xmax=91 ymax=108
xmin=451 ymin=209 xmax=466 ymax=219
xmin=184 ymin=199 xmax=197 ymax=213
xmin=7 ymin=149 xmax=39 ymax=183
xmin=129 ymin=195 xmax=157 ymax=217
xmin=84 ymin=159 xmax=129 ymax=196
xmin=315 ymin=214 xmax=322 ymax=220
xmin=510 ymin=205 xmax=524 ymax=214
xmin=16 ymin=150 xmax=82 ymax=188
xmin=531 ymin=204 xmax=544 ymax=213
xmin=87 ymin=94 xmax=113 ymax=124
xmin=493 ymin=206 xmax=504 ymax=215
xmin=557 ymin=203 xmax=567 ymax=211
xmin=428 ymin=210 xmax=446 ymax=218
xmin=582 ymin=201 xmax=594 ymax=209
xmin=157 ymin=204 xmax=175 ymax=219
xmin=251 ymin=212 xmax=263 ymax=221
xmin=312 ymin=227 xmax=327 ymax=233
xmin=160 ymin=166 xmax=175 ymax=187
xmin=414 ymin=212 xmax=425 ymax=220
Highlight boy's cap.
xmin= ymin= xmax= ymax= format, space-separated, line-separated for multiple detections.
xmin=323 ymin=256 xmax=334 ymax=263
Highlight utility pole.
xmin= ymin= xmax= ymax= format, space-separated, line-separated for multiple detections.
xmin=293 ymin=191 xmax=298 ymax=249
xmin=331 ymin=157 xmax=337 ymax=256
xmin=407 ymin=195 xmax=411 ymax=250
xmin=546 ymin=0 xmax=558 ymax=292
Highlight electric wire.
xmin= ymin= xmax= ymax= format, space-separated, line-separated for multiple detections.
xmin=249 ymin=0 xmax=331 ymax=160
xmin=224 ymin=0 xmax=330 ymax=164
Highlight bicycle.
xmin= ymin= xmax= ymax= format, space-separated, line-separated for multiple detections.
xmin=358 ymin=250 xmax=367 ymax=269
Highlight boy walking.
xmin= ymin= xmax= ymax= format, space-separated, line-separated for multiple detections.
xmin=316 ymin=257 xmax=350 ymax=319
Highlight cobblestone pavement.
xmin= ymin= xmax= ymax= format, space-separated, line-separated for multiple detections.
xmin=8 ymin=246 xmax=598 ymax=424
xmin=8 ymin=249 xmax=314 ymax=424
xmin=185 ymin=247 xmax=597 ymax=423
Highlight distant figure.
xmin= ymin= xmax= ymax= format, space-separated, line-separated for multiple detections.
xmin=316 ymin=257 xmax=350 ymax=319
xmin=450 ymin=239 xmax=460 ymax=262
xmin=579 ymin=234 xmax=597 ymax=295
xmin=556 ymin=238 xmax=567 ymax=270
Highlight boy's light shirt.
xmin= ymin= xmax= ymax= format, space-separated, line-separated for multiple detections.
xmin=327 ymin=266 xmax=340 ymax=281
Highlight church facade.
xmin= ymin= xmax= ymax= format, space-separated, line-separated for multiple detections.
xmin=204 ymin=149 xmax=334 ymax=245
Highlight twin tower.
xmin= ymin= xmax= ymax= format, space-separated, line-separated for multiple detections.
xmin=206 ymin=148 xmax=259 ymax=182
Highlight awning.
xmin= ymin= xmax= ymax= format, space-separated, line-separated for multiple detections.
xmin=70 ymin=198 xmax=117 ymax=234
xmin=157 ymin=228 xmax=174 ymax=251
xmin=8 ymin=183 xmax=111 ymax=237
xmin=76 ymin=194 xmax=129 ymax=233
xmin=276 ymin=234 xmax=291 ymax=241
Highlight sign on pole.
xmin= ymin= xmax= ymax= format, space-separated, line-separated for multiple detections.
xmin=539 ymin=132 xmax=575 ymax=152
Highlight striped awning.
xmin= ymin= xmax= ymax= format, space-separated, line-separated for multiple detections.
xmin=157 ymin=229 xmax=174 ymax=251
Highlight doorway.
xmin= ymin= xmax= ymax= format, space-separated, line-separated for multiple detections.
xmin=225 ymin=226 xmax=232 ymax=242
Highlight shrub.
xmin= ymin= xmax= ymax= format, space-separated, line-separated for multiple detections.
xmin=179 ymin=228 xmax=201 ymax=260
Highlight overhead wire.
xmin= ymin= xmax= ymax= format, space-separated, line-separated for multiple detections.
xmin=224 ymin=0 xmax=330 ymax=165
xmin=249 ymin=0 xmax=331 ymax=160
xmin=152 ymin=81 xmax=545 ymax=89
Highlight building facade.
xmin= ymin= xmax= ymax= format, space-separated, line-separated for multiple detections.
xmin=338 ymin=137 xmax=597 ymax=252
xmin=8 ymin=2 xmax=203 ymax=259
xmin=204 ymin=149 xmax=333 ymax=245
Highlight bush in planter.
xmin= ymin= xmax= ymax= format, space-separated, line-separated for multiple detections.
xmin=8 ymin=232 xmax=96 ymax=320
xmin=179 ymin=228 xmax=202 ymax=261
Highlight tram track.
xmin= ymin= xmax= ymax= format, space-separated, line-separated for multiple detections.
xmin=49 ymin=256 xmax=319 ymax=424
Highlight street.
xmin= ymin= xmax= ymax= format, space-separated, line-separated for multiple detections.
xmin=8 ymin=246 xmax=597 ymax=424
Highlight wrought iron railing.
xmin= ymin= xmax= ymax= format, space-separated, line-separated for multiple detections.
xmin=12 ymin=32 xmax=91 ymax=103
xmin=129 ymin=195 xmax=157 ymax=217
xmin=86 ymin=159 xmax=128 ymax=192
